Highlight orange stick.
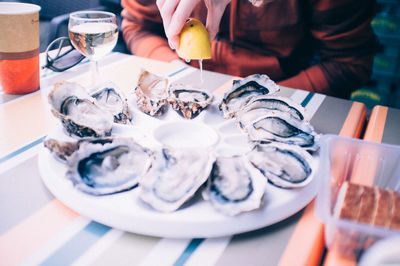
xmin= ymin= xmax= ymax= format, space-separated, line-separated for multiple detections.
xmin=323 ymin=105 xmax=388 ymax=265
xmin=279 ymin=102 xmax=366 ymax=266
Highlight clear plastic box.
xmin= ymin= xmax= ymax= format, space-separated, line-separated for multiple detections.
xmin=315 ymin=134 xmax=400 ymax=259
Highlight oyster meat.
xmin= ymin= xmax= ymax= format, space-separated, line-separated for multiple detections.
xmin=246 ymin=110 xmax=316 ymax=147
xmin=168 ymin=83 xmax=213 ymax=119
xmin=134 ymin=69 xmax=169 ymax=116
xmin=90 ymin=81 xmax=132 ymax=124
xmin=202 ymin=155 xmax=266 ymax=216
xmin=139 ymin=147 xmax=215 ymax=212
xmin=247 ymin=142 xmax=316 ymax=188
xmin=236 ymin=108 xmax=273 ymax=132
xmin=48 ymin=81 xmax=114 ymax=138
xmin=67 ymin=138 xmax=152 ymax=195
xmin=236 ymin=95 xmax=309 ymax=130
xmin=219 ymin=74 xmax=280 ymax=119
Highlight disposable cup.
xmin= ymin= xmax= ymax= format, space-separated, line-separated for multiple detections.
xmin=0 ymin=2 xmax=41 ymax=94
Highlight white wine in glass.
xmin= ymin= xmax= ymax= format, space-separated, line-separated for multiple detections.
xmin=68 ymin=11 xmax=118 ymax=84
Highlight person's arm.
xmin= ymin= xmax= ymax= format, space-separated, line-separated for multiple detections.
xmin=278 ymin=0 xmax=378 ymax=98
xmin=122 ymin=0 xmax=230 ymax=62
xmin=121 ymin=0 xmax=179 ymax=62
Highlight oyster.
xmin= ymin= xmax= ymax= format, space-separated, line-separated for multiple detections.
xmin=139 ymin=147 xmax=215 ymax=212
xmin=236 ymin=108 xmax=273 ymax=132
xmin=67 ymin=138 xmax=152 ymax=195
xmin=219 ymin=74 xmax=280 ymax=119
xmin=44 ymin=138 xmax=114 ymax=162
xmin=134 ymin=69 xmax=169 ymax=116
xmin=168 ymin=83 xmax=214 ymax=119
xmin=246 ymin=110 xmax=316 ymax=147
xmin=247 ymin=142 xmax=316 ymax=188
xmin=44 ymin=138 xmax=80 ymax=162
xmin=90 ymin=81 xmax=132 ymax=124
xmin=236 ymin=95 xmax=309 ymax=129
xmin=48 ymin=81 xmax=114 ymax=138
xmin=202 ymin=156 xmax=266 ymax=216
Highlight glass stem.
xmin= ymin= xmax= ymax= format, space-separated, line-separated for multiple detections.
xmin=91 ymin=60 xmax=100 ymax=85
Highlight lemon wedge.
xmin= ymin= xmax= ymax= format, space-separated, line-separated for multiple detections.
xmin=177 ymin=18 xmax=211 ymax=60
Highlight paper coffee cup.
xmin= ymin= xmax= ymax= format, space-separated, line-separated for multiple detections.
xmin=0 ymin=2 xmax=41 ymax=94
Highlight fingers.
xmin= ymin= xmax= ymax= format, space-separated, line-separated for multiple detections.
xmin=169 ymin=36 xmax=180 ymax=51
xmin=157 ymin=0 xmax=180 ymax=46
xmin=167 ymin=0 xmax=200 ymax=49
xmin=158 ymin=0 xmax=216 ymax=50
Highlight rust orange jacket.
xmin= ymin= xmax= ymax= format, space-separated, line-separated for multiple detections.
xmin=121 ymin=0 xmax=378 ymax=98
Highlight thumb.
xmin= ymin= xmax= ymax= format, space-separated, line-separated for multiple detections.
xmin=205 ymin=12 xmax=219 ymax=42
xmin=205 ymin=0 xmax=230 ymax=42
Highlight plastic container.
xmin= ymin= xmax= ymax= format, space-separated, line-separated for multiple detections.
xmin=315 ymin=135 xmax=400 ymax=259
xmin=359 ymin=236 xmax=400 ymax=265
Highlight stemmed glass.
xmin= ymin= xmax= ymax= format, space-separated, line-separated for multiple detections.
xmin=68 ymin=11 xmax=118 ymax=84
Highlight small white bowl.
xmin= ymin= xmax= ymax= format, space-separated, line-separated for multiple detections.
xmin=153 ymin=121 xmax=219 ymax=149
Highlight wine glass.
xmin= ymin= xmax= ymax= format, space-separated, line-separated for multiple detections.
xmin=68 ymin=11 xmax=118 ymax=84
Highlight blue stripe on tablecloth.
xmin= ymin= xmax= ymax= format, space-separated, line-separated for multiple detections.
xmin=301 ymin=92 xmax=314 ymax=107
xmin=168 ymin=67 xmax=188 ymax=77
xmin=173 ymin=238 xmax=205 ymax=266
xmin=40 ymin=222 xmax=111 ymax=266
xmin=0 ymin=136 xmax=46 ymax=164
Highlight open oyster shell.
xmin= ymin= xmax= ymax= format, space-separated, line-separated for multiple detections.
xmin=44 ymin=138 xmax=80 ymax=162
xmin=236 ymin=95 xmax=310 ymax=131
xmin=219 ymin=74 xmax=280 ymax=119
xmin=134 ymin=69 xmax=169 ymax=116
xmin=168 ymin=83 xmax=213 ymax=119
xmin=44 ymin=137 xmax=114 ymax=162
xmin=247 ymin=142 xmax=316 ymax=188
xmin=246 ymin=110 xmax=316 ymax=148
xmin=139 ymin=147 xmax=215 ymax=212
xmin=90 ymin=81 xmax=132 ymax=124
xmin=67 ymin=137 xmax=152 ymax=196
xmin=48 ymin=81 xmax=114 ymax=138
xmin=202 ymin=155 xmax=266 ymax=216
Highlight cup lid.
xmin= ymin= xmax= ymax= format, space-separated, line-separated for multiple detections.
xmin=0 ymin=2 xmax=41 ymax=15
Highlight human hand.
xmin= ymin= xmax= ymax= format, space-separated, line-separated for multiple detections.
xmin=156 ymin=0 xmax=231 ymax=50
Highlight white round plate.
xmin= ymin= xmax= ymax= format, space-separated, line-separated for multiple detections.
xmin=39 ymin=99 xmax=320 ymax=238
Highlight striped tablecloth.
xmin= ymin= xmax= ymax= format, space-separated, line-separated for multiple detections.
xmin=0 ymin=53 xmax=367 ymax=266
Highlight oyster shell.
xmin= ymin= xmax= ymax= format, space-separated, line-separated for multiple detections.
xmin=247 ymin=110 xmax=316 ymax=147
xmin=247 ymin=142 xmax=316 ymax=188
xmin=139 ymin=147 xmax=215 ymax=212
xmin=219 ymin=74 xmax=280 ymax=119
xmin=48 ymin=81 xmax=114 ymax=138
xmin=134 ymin=69 xmax=169 ymax=116
xmin=44 ymin=138 xmax=80 ymax=162
xmin=202 ymin=155 xmax=266 ymax=216
xmin=236 ymin=95 xmax=309 ymax=130
xmin=67 ymin=138 xmax=152 ymax=195
xmin=90 ymin=81 xmax=132 ymax=124
xmin=44 ymin=138 xmax=114 ymax=162
xmin=168 ymin=83 xmax=214 ymax=119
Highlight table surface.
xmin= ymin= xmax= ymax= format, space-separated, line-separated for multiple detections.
xmin=0 ymin=52 xmax=374 ymax=266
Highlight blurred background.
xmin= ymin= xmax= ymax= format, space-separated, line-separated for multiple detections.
xmin=1 ymin=0 xmax=400 ymax=109
xmin=351 ymin=0 xmax=400 ymax=109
